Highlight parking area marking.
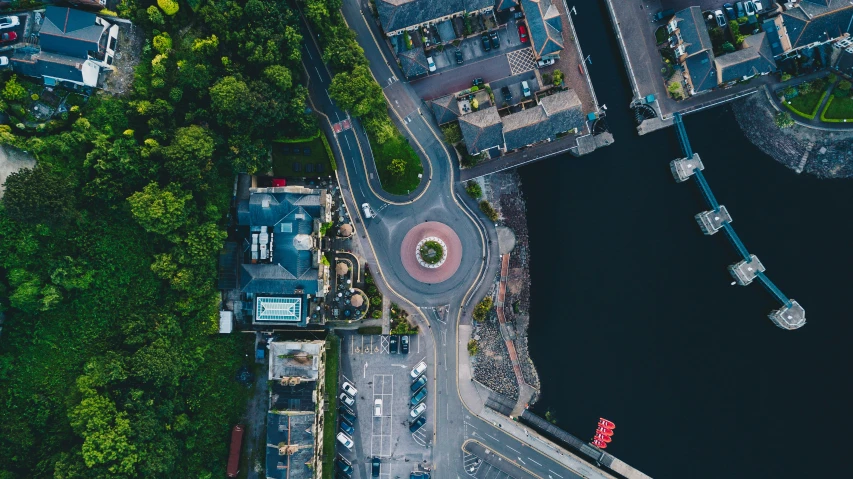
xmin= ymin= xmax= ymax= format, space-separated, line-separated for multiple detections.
xmin=379 ymin=335 xmax=389 ymax=354
xmin=507 ymin=48 xmax=536 ymax=75
xmin=371 ymin=374 xmax=393 ymax=457
xmin=412 ymin=426 xmax=428 ymax=446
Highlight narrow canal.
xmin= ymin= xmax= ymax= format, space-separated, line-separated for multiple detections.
xmin=521 ymin=2 xmax=853 ymax=478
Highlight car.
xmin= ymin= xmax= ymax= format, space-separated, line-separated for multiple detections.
xmin=652 ymin=9 xmax=674 ymax=22
xmin=537 ymin=58 xmax=555 ymax=68
xmin=0 ymin=16 xmax=19 ymax=29
xmin=342 ymin=381 xmax=358 ymax=397
xmin=340 ymin=392 xmax=355 ymax=407
xmin=753 ymin=1 xmax=763 ymax=12
xmin=372 ymin=457 xmax=381 ymax=477
xmin=723 ymin=3 xmax=736 ymax=20
xmin=427 ymin=56 xmax=436 ymax=72
xmin=513 ymin=11 xmax=524 ymax=20
xmin=337 ymin=458 xmax=353 ymax=476
xmin=410 ymin=361 xmax=427 ymax=379
xmin=0 ymin=31 xmax=16 ymax=43
xmin=340 ymin=420 xmax=355 ymax=435
xmin=409 ymin=416 xmax=426 ymax=432
xmin=411 ymin=473 xmax=430 ymax=479
xmin=374 ymin=398 xmax=383 ymax=416
xmin=339 ymin=407 xmax=357 ymax=424
xmin=400 ymin=335 xmax=409 ymax=354
xmin=410 ymin=375 xmax=427 ymax=392
xmin=521 ymin=80 xmax=531 ymax=98
xmin=472 ymin=77 xmax=484 ymax=87
xmin=455 ymin=49 xmax=464 ymax=64
xmin=735 ymin=2 xmax=745 ymax=18
xmin=518 ymin=24 xmax=528 ymax=43
xmin=0 ymin=57 xmax=7 ymax=67
xmin=481 ymin=33 xmax=491 ymax=52
xmin=501 ymin=85 xmax=512 ymax=103
xmin=490 ymin=31 xmax=500 ymax=49
xmin=714 ymin=10 xmax=727 ymax=28
xmin=336 ymin=432 xmax=354 ymax=449
xmin=361 ymin=202 xmax=374 ymax=218
xmin=410 ymin=388 xmax=427 ymax=406
xmin=744 ymin=1 xmax=755 ymax=16
xmin=389 ymin=335 xmax=399 ymax=353
xmin=410 ymin=402 xmax=427 ymax=419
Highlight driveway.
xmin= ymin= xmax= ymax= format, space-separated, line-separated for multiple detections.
xmin=488 ymin=72 xmax=540 ymax=109
xmin=411 ymin=55 xmax=512 ymax=100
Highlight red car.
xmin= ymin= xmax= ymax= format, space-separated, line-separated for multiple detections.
xmin=0 ymin=31 xmax=16 ymax=43
xmin=518 ymin=24 xmax=528 ymax=43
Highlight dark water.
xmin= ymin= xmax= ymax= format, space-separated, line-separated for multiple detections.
xmin=521 ymin=2 xmax=853 ymax=478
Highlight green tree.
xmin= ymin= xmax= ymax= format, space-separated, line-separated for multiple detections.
xmin=798 ymin=81 xmax=813 ymax=95
xmin=157 ymin=0 xmax=179 ymax=15
xmin=153 ymin=32 xmax=173 ymax=53
xmin=774 ymin=112 xmax=794 ymax=129
xmin=2 ymin=75 xmax=26 ymax=102
xmin=441 ymin=122 xmax=462 ymax=144
xmin=209 ymin=76 xmax=251 ymax=128
xmin=263 ymin=65 xmax=292 ymax=91
xmin=473 ymin=296 xmax=493 ymax=321
xmin=127 ymin=182 xmax=192 ymax=235
xmin=721 ymin=41 xmax=735 ymax=53
xmin=1 ymin=165 xmax=77 ymax=225
xmin=147 ymin=5 xmax=165 ymax=26
xmin=781 ymin=72 xmax=792 ymax=82
xmin=552 ymin=69 xmax=564 ymax=86
xmin=329 ymin=65 xmax=385 ymax=118
xmin=388 ymin=158 xmax=406 ymax=177
xmin=322 ymin=27 xmax=367 ymax=71
xmin=164 ymin=125 xmax=216 ymax=182
xmin=465 ymin=180 xmax=482 ymax=199
xmin=68 ymin=390 xmax=138 ymax=474
xmin=304 ymin=0 xmax=329 ymax=24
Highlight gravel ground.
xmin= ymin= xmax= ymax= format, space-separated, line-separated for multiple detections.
xmin=471 ymin=297 xmax=520 ymax=400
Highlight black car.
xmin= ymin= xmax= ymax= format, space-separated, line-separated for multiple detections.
xmin=337 ymin=459 xmax=353 ymax=477
xmin=410 ymin=375 xmax=427 ymax=392
xmin=340 ymin=420 xmax=355 ymax=435
xmin=490 ymin=31 xmax=500 ymax=49
xmin=372 ymin=457 xmax=381 ymax=477
xmin=455 ymin=49 xmax=464 ymax=64
xmin=481 ymin=33 xmax=491 ymax=52
xmin=339 ymin=406 xmax=356 ymax=424
xmin=400 ymin=335 xmax=409 ymax=354
xmin=389 ymin=335 xmax=399 ymax=353
xmin=723 ymin=3 xmax=736 ymax=20
xmin=472 ymin=77 xmax=484 ymax=87
xmin=501 ymin=86 xmax=512 ymax=102
xmin=409 ymin=416 xmax=426 ymax=432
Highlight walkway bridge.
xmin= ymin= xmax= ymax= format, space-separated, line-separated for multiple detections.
xmin=669 ymin=113 xmax=806 ymax=330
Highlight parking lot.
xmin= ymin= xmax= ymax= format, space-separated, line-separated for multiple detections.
xmin=336 ymin=330 xmax=435 ymax=479
xmin=0 ymin=14 xmax=27 ymax=54
xmin=489 ymin=72 xmax=540 ymax=110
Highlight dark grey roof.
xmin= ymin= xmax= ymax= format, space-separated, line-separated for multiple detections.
xmin=270 ymin=382 xmax=316 ymax=412
xmin=674 ymin=7 xmax=712 ymax=57
xmin=430 ymin=94 xmax=461 ymax=124
xmin=782 ymin=4 xmax=853 ymax=49
xmin=399 ymin=47 xmax=428 ymax=78
xmin=10 ymin=52 xmax=84 ymax=84
xmin=715 ymin=33 xmax=776 ymax=83
xmin=266 ymin=413 xmax=316 ymax=479
xmin=497 ymin=0 xmax=518 ymax=11
xmin=218 ymin=242 xmax=240 ymax=290
xmin=502 ymin=89 xmax=583 ymax=151
xmin=762 ymin=18 xmax=784 ymax=56
xmin=40 ymin=7 xmax=104 ymax=59
xmin=685 ymin=50 xmax=716 ymax=92
xmin=377 ymin=0 xmax=494 ymax=33
xmin=521 ymin=0 xmax=564 ymax=57
xmin=459 ymin=107 xmax=504 ymax=155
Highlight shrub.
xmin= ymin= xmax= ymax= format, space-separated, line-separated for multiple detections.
xmin=30 ymin=94 xmax=39 ymax=101
xmin=798 ymin=81 xmax=813 ymax=94
xmin=467 ymin=340 xmax=478 ymax=355
xmin=838 ymin=80 xmax=851 ymax=92
xmin=828 ymin=73 xmax=837 ymax=83
xmin=157 ymin=0 xmax=179 ymax=16
xmin=441 ymin=122 xmax=462 ymax=144
xmin=774 ymin=112 xmax=794 ymax=129
xmin=465 ymin=180 xmax=482 ymax=199
xmin=552 ymin=69 xmax=564 ymax=86
xmin=781 ymin=72 xmax=792 ymax=82
xmin=357 ymin=326 xmax=383 ymax=335
xmin=2 ymin=75 xmax=27 ymax=102
xmin=371 ymin=309 xmax=382 ymax=319
xmin=721 ymin=42 xmax=735 ymax=53
xmin=473 ymin=297 xmax=493 ymax=322
xmin=479 ymin=200 xmax=498 ymax=221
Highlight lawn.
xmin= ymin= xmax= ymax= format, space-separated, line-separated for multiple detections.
xmin=272 ymin=133 xmax=334 ymax=177
xmin=369 ymin=130 xmax=423 ymax=195
xmin=785 ymin=89 xmax=827 ymax=119
xmin=655 ymin=26 xmax=669 ymax=44
xmin=322 ymin=335 xmax=341 ymax=477
xmin=821 ymin=94 xmax=853 ymax=121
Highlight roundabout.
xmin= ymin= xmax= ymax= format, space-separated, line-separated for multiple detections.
xmin=400 ymin=222 xmax=462 ymax=283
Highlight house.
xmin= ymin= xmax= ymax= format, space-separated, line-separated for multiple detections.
xmin=667 ymin=7 xmax=716 ymax=94
xmin=376 ymin=0 xmax=494 ymax=37
xmin=496 ymin=0 xmax=518 ymax=12
xmin=502 ymin=89 xmax=584 ymax=151
xmin=715 ymin=33 xmax=776 ymax=84
xmin=520 ymin=0 xmax=564 ymax=58
xmin=10 ymin=6 xmax=119 ymax=88
xmin=780 ymin=1 xmax=853 ymax=53
xmin=399 ymin=47 xmax=429 ymax=79
xmin=458 ymin=106 xmax=504 ymax=155
xmin=265 ymin=413 xmax=317 ymax=479
xmin=763 ymin=16 xmax=792 ymax=57
xmin=430 ymin=94 xmax=462 ymax=124
xmin=236 ymin=185 xmax=331 ymax=327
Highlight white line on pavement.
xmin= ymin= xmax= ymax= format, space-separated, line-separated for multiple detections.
xmin=549 ymin=470 xmax=564 ymax=478
xmin=529 ymin=458 xmax=542 ymax=466
xmin=506 ymin=446 xmax=520 ymax=454
xmin=486 ymin=433 xmax=498 ymax=441
xmin=516 ymin=457 xmax=526 ymax=465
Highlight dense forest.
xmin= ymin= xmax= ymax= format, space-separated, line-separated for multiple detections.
xmin=0 ymin=0 xmax=316 ymax=476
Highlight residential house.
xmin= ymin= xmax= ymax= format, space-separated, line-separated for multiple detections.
xmin=667 ymin=7 xmax=717 ymax=94
xmin=502 ymin=89 xmax=584 ymax=151
xmin=779 ymin=1 xmax=853 ymax=53
xmin=496 ymin=0 xmax=518 ymax=11
xmin=458 ymin=106 xmax=504 ymax=155
xmin=519 ymin=0 xmax=564 ymax=58
xmin=763 ymin=16 xmax=792 ymax=57
xmin=715 ymin=33 xmax=777 ymax=84
xmin=11 ymin=6 xmax=119 ymax=88
xmin=399 ymin=47 xmax=429 ymax=79
xmin=376 ymin=0 xmax=495 ymax=37
xmin=430 ymin=93 xmax=462 ymax=124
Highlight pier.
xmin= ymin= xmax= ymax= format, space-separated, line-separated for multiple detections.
xmin=670 ymin=113 xmax=806 ymax=330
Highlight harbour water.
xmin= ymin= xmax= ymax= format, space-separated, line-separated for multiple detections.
xmin=521 ymin=1 xmax=853 ymax=477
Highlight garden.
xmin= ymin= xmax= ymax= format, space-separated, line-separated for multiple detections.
xmin=781 ymin=74 xmax=853 ymax=123
xmin=271 ymin=130 xmax=335 ymax=177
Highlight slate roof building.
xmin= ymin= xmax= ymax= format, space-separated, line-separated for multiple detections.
xmin=666 ymin=7 xmax=716 ymax=94
xmin=430 ymin=94 xmax=462 ymax=125
xmin=497 ymin=0 xmax=518 ymax=12
xmin=399 ymin=47 xmax=429 ymax=79
xmin=763 ymin=16 xmax=792 ymax=57
xmin=520 ymin=0 xmax=564 ymax=58
xmin=458 ymin=106 xmax=505 ymax=155
xmin=10 ymin=6 xmax=119 ymax=87
xmin=715 ymin=33 xmax=776 ymax=84
xmin=376 ymin=0 xmax=494 ymax=37
xmin=780 ymin=1 xmax=853 ymax=52
xmin=236 ymin=185 xmax=331 ymax=327
xmin=502 ymin=89 xmax=584 ymax=151
xmin=265 ymin=412 xmax=318 ymax=479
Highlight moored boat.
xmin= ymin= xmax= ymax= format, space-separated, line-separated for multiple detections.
xmin=594 ymin=433 xmax=612 ymax=443
xmin=598 ymin=418 xmax=616 ymax=429
xmin=592 ymin=439 xmax=608 ymax=449
xmin=596 ymin=427 xmax=614 ymax=436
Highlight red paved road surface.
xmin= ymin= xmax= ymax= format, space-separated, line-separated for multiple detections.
xmin=400 ymin=222 xmax=463 ymax=283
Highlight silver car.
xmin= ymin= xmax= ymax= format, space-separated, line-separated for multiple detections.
xmin=410 ymin=402 xmax=426 ymax=419
xmin=0 ymin=16 xmax=19 ymax=30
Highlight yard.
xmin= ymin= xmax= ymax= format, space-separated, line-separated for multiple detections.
xmin=821 ymin=95 xmax=853 ymax=121
xmin=272 ymin=132 xmax=334 ymax=177
xmin=655 ymin=26 xmax=668 ymax=44
xmin=785 ymin=89 xmax=826 ymax=119
xmin=368 ymin=130 xmax=423 ymax=195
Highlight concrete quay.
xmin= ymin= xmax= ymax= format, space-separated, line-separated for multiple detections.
xmin=695 ymin=205 xmax=731 ymax=235
xmin=729 ymin=255 xmax=766 ymax=286
xmin=770 ymin=299 xmax=807 ymax=330
xmin=670 ymin=154 xmax=704 ymax=182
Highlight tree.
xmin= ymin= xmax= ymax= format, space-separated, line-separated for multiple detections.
xmin=147 ymin=5 xmax=164 ymax=26
xmin=322 ymin=27 xmax=367 ymax=71
xmin=127 ymin=182 xmax=192 ymax=235
xmin=838 ymin=80 xmax=851 ymax=92
xmin=388 ymin=158 xmax=406 ymax=177
xmin=329 ymin=65 xmax=386 ymax=118
xmin=798 ymin=81 xmax=813 ymax=95
xmin=68 ymin=390 xmax=139 ymax=475
xmin=774 ymin=112 xmax=794 ymax=129
xmin=157 ymin=0 xmax=179 ymax=15
xmin=164 ymin=125 xmax=215 ymax=182
xmin=263 ymin=65 xmax=292 ymax=91
xmin=441 ymin=123 xmax=462 ymax=144
xmin=465 ymin=180 xmax=482 ymax=199
xmin=552 ymin=69 xmax=564 ymax=86
xmin=153 ymin=32 xmax=172 ymax=53
xmin=2 ymin=75 xmax=26 ymax=102
xmin=304 ymin=0 xmax=329 ymax=25
xmin=781 ymin=72 xmax=792 ymax=82
xmin=209 ymin=76 xmax=251 ymax=128
xmin=473 ymin=296 xmax=493 ymax=321
xmin=1 ymin=165 xmax=77 ymax=225
xmin=721 ymin=41 xmax=735 ymax=53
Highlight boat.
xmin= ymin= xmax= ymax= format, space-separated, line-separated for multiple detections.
xmin=596 ymin=427 xmax=614 ymax=436
xmin=592 ymin=439 xmax=608 ymax=449
xmin=594 ymin=434 xmax=612 ymax=443
xmin=598 ymin=418 xmax=616 ymax=429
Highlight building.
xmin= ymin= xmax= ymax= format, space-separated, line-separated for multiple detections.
xmin=779 ymin=1 xmax=853 ymax=53
xmin=11 ymin=6 xmax=119 ymax=88
xmin=430 ymin=93 xmax=463 ymax=124
xmin=236 ymin=184 xmax=331 ymax=327
xmin=520 ymin=0 xmax=565 ymax=59
xmin=667 ymin=7 xmax=717 ymax=94
xmin=458 ymin=106 xmax=505 ymax=156
xmin=399 ymin=47 xmax=429 ymax=79
xmin=376 ymin=0 xmax=494 ymax=37
xmin=715 ymin=33 xmax=776 ymax=85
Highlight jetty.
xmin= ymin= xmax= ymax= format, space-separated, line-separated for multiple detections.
xmin=670 ymin=113 xmax=806 ymax=330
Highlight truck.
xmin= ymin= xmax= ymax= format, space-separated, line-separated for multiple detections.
xmin=226 ymin=424 xmax=244 ymax=478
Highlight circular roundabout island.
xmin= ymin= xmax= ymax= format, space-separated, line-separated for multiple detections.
xmin=400 ymin=222 xmax=462 ymax=283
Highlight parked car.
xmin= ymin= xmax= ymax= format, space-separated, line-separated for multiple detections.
xmin=0 ymin=56 xmax=8 ymax=67
xmin=481 ymin=33 xmax=491 ymax=52
xmin=714 ymin=10 xmax=727 ymax=28
xmin=518 ymin=24 xmax=528 ymax=43
xmin=744 ymin=1 xmax=756 ymax=16
xmin=0 ymin=16 xmax=19 ymax=29
xmin=336 ymin=432 xmax=354 ymax=449
xmin=652 ymin=9 xmax=674 ymax=22
xmin=521 ymin=80 xmax=531 ymax=98
xmin=736 ymin=2 xmax=745 ymax=18
xmin=410 ymin=375 xmax=427 ymax=392
xmin=409 ymin=416 xmax=426 ymax=432
xmin=410 ymin=361 xmax=427 ymax=379
xmin=410 ymin=388 xmax=427 ymax=406
xmin=455 ymin=49 xmax=464 ymax=64
xmin=340 ymin=420 xmax=355 ymax=435
xmin=501 ymin=85 xmax=512 ymax=102
xmin=400 ymin=335 xmax=409 ymax=354
xmin=340 ymin=392 xmax=355 ymax=407
xmin=490 ymin=31 xmax=500 ymax=49
xmin=537 ymin=58 xmax=555 ymax=68
xmin=723 ymin=3 xmax=736 ymax=20
xmin=339 ymin=407 xmax=357 ymax=425
xmin=410 ymin=402 xmax=427 ymax=419
xmin=0 ymin=31 xmax=17 ymax=43
xmin=361 ymin=203 xmax=374 ymax=218
xmin=342 ymin=381 xmax=358 ymax=397
xmin=389 ymin=335 xmax=399 ymax=353
xmin=513 ymin=11 xmax=524 ymax=20
xmin=472 ymin=77 xmax=484 ymax=87
xmin=427 ymin=56 xmax=436 ymax=72
xmin=372 ymin=457 xmax=381 ymax=477
xmin=337 ymin=459 xmax=353 ymax=476
xmin=753 ymin=1 xmax=763 ymax=12
xmin=374 ymin=398 xmax=383 ymax=417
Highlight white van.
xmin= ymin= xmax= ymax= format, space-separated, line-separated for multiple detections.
xmin=336 ymin=432 xmax=354 ymax=449
xmin=361 ymin=203 xmax=374 ymax=218
xmin=521 ymin=81 xmax=531 ymax=98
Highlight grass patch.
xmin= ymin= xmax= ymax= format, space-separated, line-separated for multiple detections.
xmin=785 ymin=90 xmax=827 ymax=120
xmin=821 ymin=94 xmax=853 ymax=122
xmin=271 ymin=134 xmax=333 ymax=176
xmin=654 ymin=26 xmax=668 ymax=44
xmin=368 ymin=130 xmax=423 ymax=195
xmin=357 ymin=326 xmax=383 ymax=335
xmin=322 ymin=335 xmax=341 ymax=476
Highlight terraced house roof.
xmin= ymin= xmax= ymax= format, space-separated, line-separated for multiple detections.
xmin=685 ymin=50 xmax=716 ymax=93
xmin=781 ymin=2 xmax=853 ymax=49
xmin=715 ymin=33 xmax=776 ymax=83
xmin=673 ymin=7 xmax=712 ymax=58
xmin=377 ymin=0 xmax=494 ymax=33
xmin=430 ymin=94 xmax=462 ymax=124
xmin=502 ymin=89 xmax=583 ymax=151
xmin=399 ymin=47 xmax=429 ymax=78
xmin=520 ymin=0 xmax=564 ymax=57
xmin=459 ymin=106 xmax=504 ymax=155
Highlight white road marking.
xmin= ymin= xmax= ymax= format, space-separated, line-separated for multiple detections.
xmin=549 ymin=470 xmax=564 ymax=478
xmin=344 ymin=135 xmax=351 ymax=150
xmin=506 ymin=446 xmax=520 ymax=454
xmin=315 ymin=66 xmax=322 ymax=79
xmin=529 ymin=458 xmax=542 ymax=466
xmin=486 ymin=433 xmax=498 ymax=441
xmin=516 ymin=457 xmax=526 ymax=465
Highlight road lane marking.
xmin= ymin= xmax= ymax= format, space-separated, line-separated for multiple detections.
xmin=315 ymin=66 xmax=322 ymax=79
xmin=486 ymin=433 xmax=498 ymax=441
xmin=529 ymin=458 xmax=542 ymax=466
xmin=344 ymin=136 xmax=351 ymax=150
xmin=516 ymin=457 xmax=526 ymax=465
xmin=506 ymin=446 xmax=520 ymax=454
xmin=548 ymin=470 xmax=563 ymax=478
